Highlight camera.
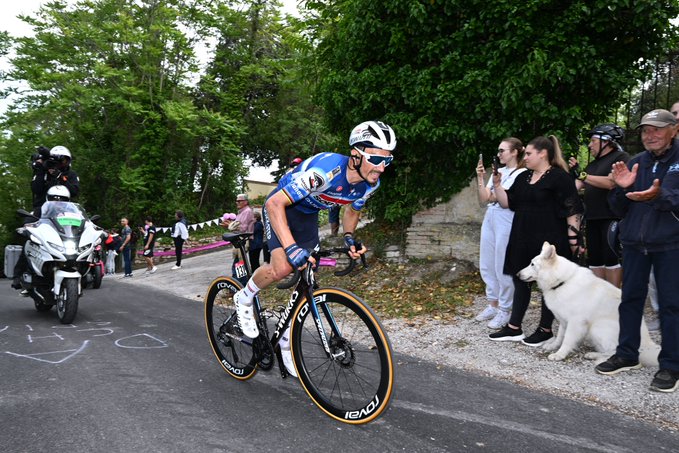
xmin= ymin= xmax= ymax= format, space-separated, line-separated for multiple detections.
xmin=31 ymin=146 xmax=55 ymax=170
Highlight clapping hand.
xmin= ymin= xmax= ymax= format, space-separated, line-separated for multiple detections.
xmin=626 ymin=179 xmax=661 ymax=202
xmin=611 ymin=161 xmax=637 ymax=189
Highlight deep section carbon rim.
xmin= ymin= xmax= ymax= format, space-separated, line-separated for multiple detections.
xmin=291 ymin=288 xmax=394 ymax=424
xmin=204 ymin=277 xmax=257 ymax=380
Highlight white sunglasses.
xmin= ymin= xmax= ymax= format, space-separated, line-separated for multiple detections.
xmin=356 ymin=148 xmax=393 ymax=167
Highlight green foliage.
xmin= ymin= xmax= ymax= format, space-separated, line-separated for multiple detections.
xmin=305 ymin=0 xmax=679 ymax=223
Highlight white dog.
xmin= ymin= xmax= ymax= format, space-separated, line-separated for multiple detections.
xmin=517 ymin=242 xmax=659 ymax=365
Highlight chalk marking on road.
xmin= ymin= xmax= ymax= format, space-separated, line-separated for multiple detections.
xmin=392 ymin=400 xmax=632 ymax=453
xmin=5 ymin=340 xmax=90 ymax=364
xmin=87 ymin=321 xmax=112 ymax=326
xmin=25 ymin=325 xmax=33 ymax=332
xmin=52 ymin=324 xmax=77 ymax=329
xmin=77 ymin=328 xmax=115 ymax=336
xmin=0 ymin=326 xmax=8 ymax=334
xmin=28 ymin=332 xmax=65 ymax=343
xmin=114 ymin=333 xmax=168 ymax=349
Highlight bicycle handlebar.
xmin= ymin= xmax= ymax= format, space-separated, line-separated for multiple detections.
xmin=275 ymin=245 xmax=368 ymax=290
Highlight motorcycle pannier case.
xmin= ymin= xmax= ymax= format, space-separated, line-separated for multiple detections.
xmin=4 ymin=245 xmax=23 ymax=279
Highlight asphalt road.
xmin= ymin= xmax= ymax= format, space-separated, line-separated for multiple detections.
xmin=1 ymin=278 xmax=678 ymax=452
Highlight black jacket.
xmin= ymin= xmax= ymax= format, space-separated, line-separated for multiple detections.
xmin=609 ymin=139 xmax=679 ymax=252
xmin=31 ymin=166 xmax=80 ymax=210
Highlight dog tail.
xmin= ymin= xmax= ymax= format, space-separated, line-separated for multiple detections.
xmin=639 ymin=319 xmax=660 ymax=367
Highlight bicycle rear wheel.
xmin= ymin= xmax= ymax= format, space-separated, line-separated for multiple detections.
xmin=204 ymin=276 xmax=257 ymax=380
xmin=291 ymin=288 xmax=394 ymax=424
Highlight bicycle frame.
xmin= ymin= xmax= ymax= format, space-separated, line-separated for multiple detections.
xmin=226 ymin=232 xmax=338 ymax=371
xmin=261 ymin=265 xmax=337 ymax=362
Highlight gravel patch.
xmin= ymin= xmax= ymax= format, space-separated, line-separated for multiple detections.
xmin=384 ymin=296 xmax=678 ymax=432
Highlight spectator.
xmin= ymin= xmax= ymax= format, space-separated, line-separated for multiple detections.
xmin=475 ymin=138 xmax=526 ymax=329
xmin=119 ymin=217 xmax=134 ymax=277
xmin=104 ymin=228 xmax=122 ymax=274
xmin=221 ymin=194 xmax=255 ymax=280
xmin=249 ymin=212 xmax=264 ymax=272
xmin=489 ymin=135 xmax=584 ymax=345
xmin=172 ymin=210 xmax=189 ymax=270
xmin=287 ymin=156 xmax=303 ymax=174
xmin=569 ymin=124 xmax=629 ymax=287
xmin=142 ymin=216 xmax=157 ymax=274
xmin=595 ymin=108 xmax=679 ymax=393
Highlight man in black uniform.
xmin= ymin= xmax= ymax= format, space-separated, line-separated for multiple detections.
xmin=569 ymin=124 xmax=629 ymax=287
xmin=11 ymin=145 xmax=80 ymax=289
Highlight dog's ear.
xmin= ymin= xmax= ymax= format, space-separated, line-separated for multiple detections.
xmin=541 ymin=242 xmax=556 ymax=259
xmin=541 ymin=241 xmax=551 ymax=257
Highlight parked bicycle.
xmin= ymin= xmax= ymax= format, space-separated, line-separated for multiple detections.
xmin=204 ymin=232 xmax=394 ymax=424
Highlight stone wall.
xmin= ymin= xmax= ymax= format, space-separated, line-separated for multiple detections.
xmin=405 ymin=179 xmax=485 ymax=266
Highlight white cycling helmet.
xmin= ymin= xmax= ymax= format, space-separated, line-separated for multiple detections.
xmin=349 ymin=121 xmax=397 ymax=152
xmin=46 ymin=185 xmax=71 ymax=201
xmin=50 ymin=145 xmax=72 ymax=161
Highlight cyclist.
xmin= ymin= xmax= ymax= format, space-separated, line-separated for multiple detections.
xmin=568 ymin=124 xmax=629 ymax=287
xmin=232 ymin=120 xmax=396 ymax=376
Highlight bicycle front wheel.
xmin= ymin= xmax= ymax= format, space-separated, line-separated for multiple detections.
xmin=291 ymin=288 xmax=394 ymax=424
xmin=204 ymin=276 xmax=257 ymax=380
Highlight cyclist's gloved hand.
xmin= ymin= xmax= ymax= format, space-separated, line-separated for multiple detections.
xmin=285 ymin=243 xmax=310 ymax=269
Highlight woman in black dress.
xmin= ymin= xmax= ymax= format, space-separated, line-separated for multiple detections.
xmin=489 ymin=135 xmax=584 ymax=345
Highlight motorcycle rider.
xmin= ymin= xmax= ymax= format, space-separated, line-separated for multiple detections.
xmin=31 ymin=146 xmax=80 ymax=213
xmin=12 ymin=145 xmax=80 ymax=290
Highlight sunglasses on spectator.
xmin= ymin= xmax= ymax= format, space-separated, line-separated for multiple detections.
xmin=356 ymin=148 xmax=393 ymax=167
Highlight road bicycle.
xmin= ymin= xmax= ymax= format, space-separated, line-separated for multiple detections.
xmin=204 ymin=232 xmax=394 ymax=424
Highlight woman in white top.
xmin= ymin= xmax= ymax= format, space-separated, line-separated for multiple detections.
xmin=475 ymin=138 xmax=526 ymax=328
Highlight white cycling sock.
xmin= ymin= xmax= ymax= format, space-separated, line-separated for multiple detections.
xmin=239 ymin=278 xmax=261 ymax=304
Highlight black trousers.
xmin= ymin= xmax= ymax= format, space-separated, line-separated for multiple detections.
xmin=174 ymin=237 xmax=184 ymax=266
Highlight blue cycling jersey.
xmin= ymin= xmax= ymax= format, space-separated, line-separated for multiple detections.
xmin=277 ymin=152 xmax=380 ymax=214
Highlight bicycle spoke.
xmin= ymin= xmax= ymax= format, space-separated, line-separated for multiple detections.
xmin=292 ymin=289 xmax=394 ymax=424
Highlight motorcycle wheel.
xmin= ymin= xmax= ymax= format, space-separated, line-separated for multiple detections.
xmin=34 ymin=299 xmax=53 ymax=312
xmin=57 ymin=278 xmax=79 ymax=324
xmin=92 ymin=265 xmax=103 ymax=289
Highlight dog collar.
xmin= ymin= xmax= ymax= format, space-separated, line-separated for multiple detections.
xmin=551 ymin=281 xmax=566 ymax=291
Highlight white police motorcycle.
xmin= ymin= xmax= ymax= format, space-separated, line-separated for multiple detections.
xmin=15 ymin=186 xmax=104 ymax=323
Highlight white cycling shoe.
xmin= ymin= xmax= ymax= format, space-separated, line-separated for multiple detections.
xmin=233 ymin=291 xmax=259 ymax=339
xmin=281 ymin=347 xmax=298 ymax=378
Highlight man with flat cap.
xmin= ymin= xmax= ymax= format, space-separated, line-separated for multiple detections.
xmin=594 ymin=109 xmax=679 ymax=393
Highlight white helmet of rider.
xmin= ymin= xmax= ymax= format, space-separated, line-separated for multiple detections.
xmin=349 ymin=121 xmax=397 ymax=152
xmin=46 ymin=185 xmax=71 ymax=201
xmin=50 ymin=145 xmax=72 ymax=162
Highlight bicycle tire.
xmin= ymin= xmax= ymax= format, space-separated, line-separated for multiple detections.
xmin=204 ymin=276 xmax=258 ymax=380
xmin=290 ymin=287 xmax=394 ymax=424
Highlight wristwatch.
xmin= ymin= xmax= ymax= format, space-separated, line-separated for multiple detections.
xmin=578 ymin=171 xmax=588 ymax=181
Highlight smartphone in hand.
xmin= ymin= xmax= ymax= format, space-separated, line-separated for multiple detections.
xmin=492 ymin=155 xmax=500 ymax=175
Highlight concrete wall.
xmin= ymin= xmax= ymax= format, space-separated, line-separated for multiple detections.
xmin=405 ymin=179 xmax=485 ymax=266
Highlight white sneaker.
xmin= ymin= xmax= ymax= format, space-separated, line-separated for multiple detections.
xmin=233 ymin=291 xmax=259 ymax=339
xmin=281 ymin=347 xmax=297 ymax=378
xmin=475 ymin=305 xmax=498 ymax=322
xmin=150 ymin=266 xmax=158 ymax=274
xmin=171 ymin=265 xmax=181 ymax=270
xmin=487 ymin=310 xmax=511 ymax=329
